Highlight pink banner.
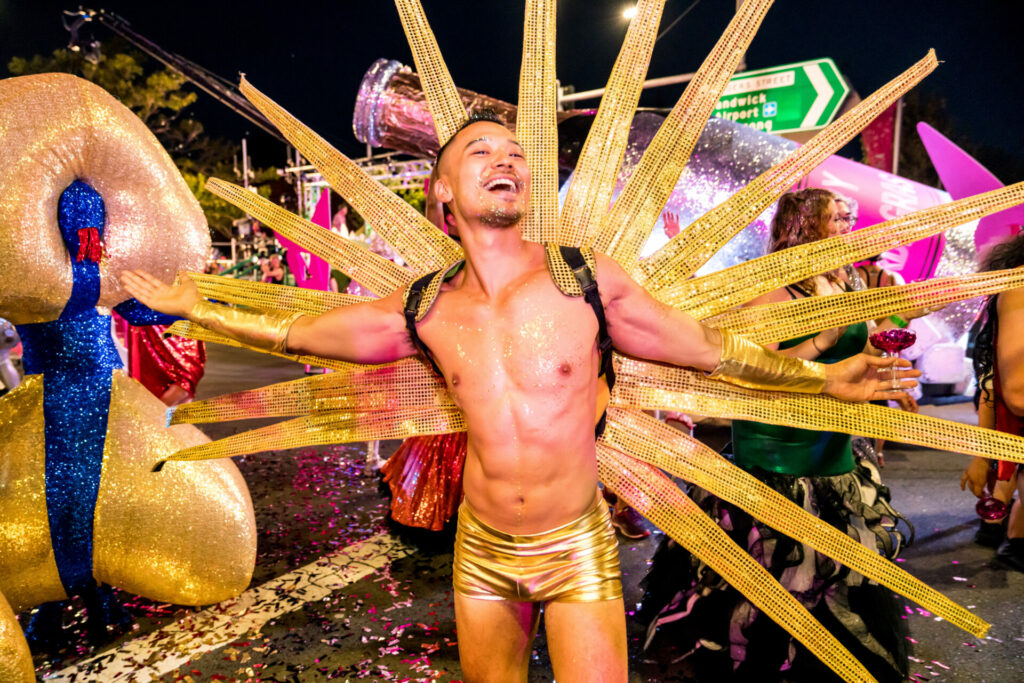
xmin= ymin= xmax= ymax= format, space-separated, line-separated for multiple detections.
xmin=279 ymin=191 xmax=331 ymax=290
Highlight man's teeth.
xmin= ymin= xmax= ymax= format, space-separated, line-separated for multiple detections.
xmin=484 ymin=178 xmax=517 ymax=192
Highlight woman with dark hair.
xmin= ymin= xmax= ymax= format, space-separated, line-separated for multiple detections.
xmin=639 ymin=188 xmax=927 ymax=683
xmin=961 ymin=232 xmax=1024 ymax=566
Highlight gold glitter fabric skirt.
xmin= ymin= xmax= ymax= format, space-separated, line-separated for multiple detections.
xmin=453 ymin=492 xmax=622 ymax=603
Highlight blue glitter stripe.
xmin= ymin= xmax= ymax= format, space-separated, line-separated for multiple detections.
xmin=15 ymin=179 xmax=121 ymax=595
xmin=58 ymin=181 xmax=104 ymax=320
xmin=17 ymin=315 xmax=121 ymax=593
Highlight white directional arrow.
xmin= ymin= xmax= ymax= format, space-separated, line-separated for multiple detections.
xmin=800 ymin=62 xmax=833 ymax=129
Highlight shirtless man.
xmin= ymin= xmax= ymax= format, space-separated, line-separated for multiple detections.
xmin=123 ymin=115 xmax=916 ymax=682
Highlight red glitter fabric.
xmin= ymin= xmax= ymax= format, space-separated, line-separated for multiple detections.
xmin=127 ymin=324 xmax=207 ymax=398
xmin=381 ymin=432 xmax=467 ymax=531
xmin=75 ymin=227 xmax=104 ymax=262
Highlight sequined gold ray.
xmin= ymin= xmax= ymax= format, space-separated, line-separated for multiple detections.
xmin=639 ymin=50 xmax=939 ymax=288
xmin=188 ymin=273 xmax=366 ymax=317
xmin=393 ymin=0 xmax=468 ymax=145
xmin=602 ymin=409 xmax=989 ymax=637
xmin=594 ymin=0 xmax=774 ymax=266
xmin=556 ymin=0 xmax=666 ymax=247
xmin=205 ymin=178 xmax=412 ymax=297
xmin=170 ymin=359 xmax=448 ymax=425
xmin=516 ymin=0 xmax=558 ymax=243
xmin=239 ymin=77 xmax=463 ymax=274
xmin=596 ymin=445 xmax=874 ymax=683
xmin=157 ymin=407 xmax=466 ymax=467
xmin=705 ymin=268 xmax=1024 ymax=345
xmin=612 ymin=355 xmax=1024 ymax=464
xmin=660 ymin=182 xmax=1024 ymax=318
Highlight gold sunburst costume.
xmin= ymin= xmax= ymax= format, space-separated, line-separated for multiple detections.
xmin=154 ymin=1 xmax=1024 ymax=680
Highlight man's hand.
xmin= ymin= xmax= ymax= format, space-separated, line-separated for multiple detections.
xmin=823 ymin=353 xmax=920 ymax=402
xmin=121 ymin=270 xmax=200 ymax=319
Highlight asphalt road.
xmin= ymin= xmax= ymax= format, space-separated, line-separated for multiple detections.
xmin=29 ymin=345 xmax=1024 ymax=682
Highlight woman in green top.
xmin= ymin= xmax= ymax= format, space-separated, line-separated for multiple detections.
xmin=640 ymin=188 xmax=924 ymax=683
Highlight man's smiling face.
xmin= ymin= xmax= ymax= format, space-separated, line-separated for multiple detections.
xmin=435 ymin=120 xmax=531 ymax=229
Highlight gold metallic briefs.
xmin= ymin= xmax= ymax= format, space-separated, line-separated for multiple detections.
xmin=188 ymin=300 xmax=301 ymax=355
xmin=708 ymin=328 xmax=827 ymax=394
xmin=453 ymin=493 xmax=622 ymax=603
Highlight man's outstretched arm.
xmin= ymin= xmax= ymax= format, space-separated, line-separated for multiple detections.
xmin=594 ymin=253 xmax=919 ymax=402
xmin=121 ymin=270 xmax=417 ymax=365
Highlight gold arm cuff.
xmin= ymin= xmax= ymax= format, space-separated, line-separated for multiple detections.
xmin=708 ymin=329 xmax=827 ymax=394
xmin=188 ymin=300 xmax=301 ymax=354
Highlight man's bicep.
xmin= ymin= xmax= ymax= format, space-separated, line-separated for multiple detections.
xmin=604 ymin=277 xmax=720 ymax=371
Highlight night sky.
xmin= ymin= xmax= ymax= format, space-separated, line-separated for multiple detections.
xmin=3 ymin=0 xmax=1023 ymax=178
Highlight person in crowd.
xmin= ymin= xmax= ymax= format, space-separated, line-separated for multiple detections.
xmin=260 ymin=251 xmax=285 ymax=284
xmin=961 ymin=231 xmax=1024 ymax=567
xmin=640 ymin=188 xmax=928 ymax=683
xmin=831 ymin=194 xmax=920 ymax=464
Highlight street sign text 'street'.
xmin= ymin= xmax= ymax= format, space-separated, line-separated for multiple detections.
xmin=714 ymin=58 xmax=850 ymax=134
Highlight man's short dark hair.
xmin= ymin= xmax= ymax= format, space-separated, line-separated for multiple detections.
xmin=433 ymin=108 xmax=508 ymax=170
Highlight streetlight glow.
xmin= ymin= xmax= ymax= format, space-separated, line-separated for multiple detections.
xmin=622 ymin=6 xmax=637 ymax=20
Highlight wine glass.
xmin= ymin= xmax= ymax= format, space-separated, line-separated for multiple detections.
xmin=868 ymin=328 xmax=917 ymax=391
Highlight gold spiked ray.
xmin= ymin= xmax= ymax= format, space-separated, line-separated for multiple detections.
xmin=516 ymin=0 xmax=559 ymax=243
xmin=557 ymin=0 xmax=666 ymax=246
xmin=706 ymin=267 xmax=1024 ymax=345
xmin=604 ymin=409 xmax=988 ymax=636
xmin=661 ymin=181 xmax=1024 ymax=318
xmin=594 ymin=0 xmax=774 ymax=266
xmin=239 ymin=76 xmax=462 ymax=274
xmin=393 ymin=0 xmax=468 ymax=145
xmin=205 ymin=178 xmax=412 ymax=298
xmin=159 ymin=406 xmax=467 ymax=467
xmin=170 ymin=359 xmax=449 ymax=425
xmin=597 ymin=446 xmax=875 ymax=683
xmin=611 ymin=355 xmax=1024 ymax=465
xmin=185 ymin=273 xmax=366 ymax=318
xmin=639 ymin=50 xmax=938 ymax=288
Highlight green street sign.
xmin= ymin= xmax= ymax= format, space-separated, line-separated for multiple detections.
xmin=712 ymin=58 xmax=850 ymax=134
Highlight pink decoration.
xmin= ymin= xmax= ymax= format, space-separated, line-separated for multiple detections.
xmin=917 ymin=122 xmax=1024 ymax=257
xmin=279 ymin=191 xmax=331 ymax=290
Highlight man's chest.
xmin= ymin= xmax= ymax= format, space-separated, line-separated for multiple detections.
xmin=417 ymin=277 xmax=599 ymax=395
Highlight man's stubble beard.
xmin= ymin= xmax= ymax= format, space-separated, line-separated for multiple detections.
xmin=479 ymin=206 xmax=524 ymax=228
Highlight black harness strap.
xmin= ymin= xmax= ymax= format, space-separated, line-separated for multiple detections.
xmin=559 ymin=246 xmax=615 ymax=438
xmin=404 ymin=270 xmax=445 ymax=378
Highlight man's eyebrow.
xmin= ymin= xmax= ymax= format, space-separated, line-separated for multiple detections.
xmin=463 ymin=136 xmax=523 ymax=151
xmin=464 ymin=136 xmax=490 ymax=149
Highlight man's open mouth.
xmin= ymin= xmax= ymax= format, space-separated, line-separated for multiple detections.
xmin=481 ymin=175 xmax=521 ymax=194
